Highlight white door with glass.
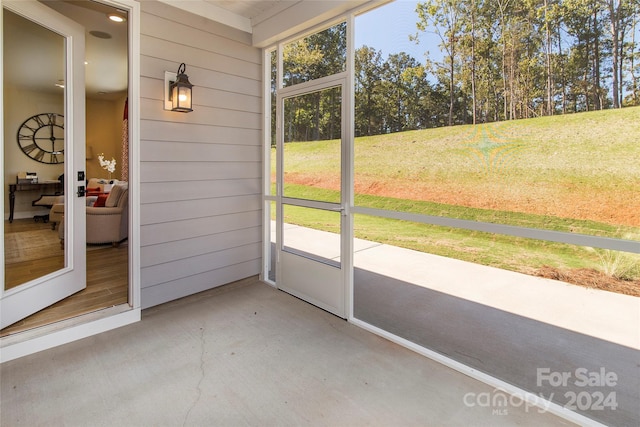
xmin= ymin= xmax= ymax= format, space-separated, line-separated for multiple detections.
xmin=1 ymin=1 xmax=86 ymax=329
xmin=276 ymin=79 xmax=347 ymax=318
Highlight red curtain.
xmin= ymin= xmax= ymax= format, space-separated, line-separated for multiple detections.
xmin=121 ymin=98 xmax=129 ymax=181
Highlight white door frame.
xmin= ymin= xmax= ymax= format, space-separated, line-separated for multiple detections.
xmin=0 ymin=0 xmax=141 ymax=363
xmin=262 ymin=18 xmax=355 ymax=319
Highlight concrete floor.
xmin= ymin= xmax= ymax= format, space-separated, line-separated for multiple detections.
xmin=0 ymin=278 xmax=574 ymax=426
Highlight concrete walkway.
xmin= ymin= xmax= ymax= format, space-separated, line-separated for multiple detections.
xmin=353 ymin=238 xmax=640 ymax=348
xmin=281 ymin=223 xmax=640 ymax=426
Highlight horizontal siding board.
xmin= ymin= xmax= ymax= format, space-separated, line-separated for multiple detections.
xmin=140 ymin=261 xmax=261 ymax=309
xmin=140 ymin=98 xmax=261 ymax=129
xmin=140 ymin=180 xmax=260 ymax=204
xmin=140 ymin=77 xmax=260 ymax=113
xmin=141 ymin=210 xmax=261 ymax=246
xmin=197 ymin=86 xmax=261 ymax=114
xmin=139 ymin=4 xmax=263 ymax=309
xmin=142 ymin=13 xmax=260 ymax=64
xmin=141 ymin=194 xmax=261 ymax=224
xmin=141 ymin=161 xmax=261 ymax=183
xmin=141 ymin=243 xmax=261 ymax=288
xmin=141 ymin=35 xmax=261 ymax=81
xmin=141 ymin=56 xmax=261 ymax=98
xmin=141 ymin=227 xmax=261 ymax=268
xmin=141 ymin=140 xmax=261 ymax=162
xmin=140 ymin=119 xmax=260 ymax=146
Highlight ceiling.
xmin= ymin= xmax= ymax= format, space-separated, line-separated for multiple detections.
xmin=158 ymin=1 xmax=299 ymax=33
xmin=159 ymin=0 xmax=378 ymax=46
xmin=3 ymin=1 xmax=128 ymax=100
xmin=210 ymin=0 xmax=289 ymax=19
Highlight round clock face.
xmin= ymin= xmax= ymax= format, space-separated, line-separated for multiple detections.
xmin=17 ymin=113 xmax=65 ymax=164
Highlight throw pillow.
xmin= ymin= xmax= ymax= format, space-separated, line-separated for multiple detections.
xmin=94 ymin=194 xmax=108 ymax=207
xmin=105 ymin=184 xmax=125 ymax=207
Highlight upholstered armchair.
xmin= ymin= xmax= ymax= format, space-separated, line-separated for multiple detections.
xmin=86 ymin=178 xmax=126 ymax=195
xmin=86 ymin=185 xmax=128 ymax=246
xmin=50 ymin=178 xmax=126 ymax=231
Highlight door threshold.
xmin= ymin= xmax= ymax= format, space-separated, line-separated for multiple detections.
xmin=0 ymin=304 xmax=140 ymax=363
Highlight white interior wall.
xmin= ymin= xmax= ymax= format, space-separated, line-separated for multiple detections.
xmin=139 ymin=2 xmax=262 ymax=308
xmin=85 ymin=97 xmax=125 ymax=181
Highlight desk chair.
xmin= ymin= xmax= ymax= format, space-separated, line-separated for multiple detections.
xmin=32 ymin=174 xmax=64 ymax=227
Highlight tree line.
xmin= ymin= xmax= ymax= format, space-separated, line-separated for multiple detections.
xmin=274 ymin=1 xmax=640 ymax=142
xmin=407 ymin=0 xmax=640 ymax=128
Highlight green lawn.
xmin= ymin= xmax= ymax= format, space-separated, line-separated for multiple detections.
xmin=353 ymin=107 xmax=640 ymax=190
xmin=281 ymin=106 xmax=640 ymax=189
xmin=276 ymin=107 xmax=640 ymax=282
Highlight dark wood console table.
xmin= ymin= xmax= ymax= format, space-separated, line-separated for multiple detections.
xmin=8 ymin=181 xmax=63 ymax=223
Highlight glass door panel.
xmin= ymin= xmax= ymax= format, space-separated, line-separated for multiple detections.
xmin=3 ymin=10 xmax=66 ymax=290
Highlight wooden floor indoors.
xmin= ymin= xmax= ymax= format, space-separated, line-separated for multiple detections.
xmin=2 ymin=218 xmax=128 ymax=337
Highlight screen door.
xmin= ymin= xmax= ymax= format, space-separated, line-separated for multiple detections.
xmin=276 ymin=81 xmax=347 ymax=317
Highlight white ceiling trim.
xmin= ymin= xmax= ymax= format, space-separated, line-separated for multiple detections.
xmin=156 ymin=0 xmax=253 ymax=33
xmin=252 ymin=0 xmax=374 ymax=48
xmin=250 ymin=1 xmax=300 ymax=27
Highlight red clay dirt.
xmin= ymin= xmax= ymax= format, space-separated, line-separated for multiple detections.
xmin=285 ymin=173 xmax=640 ymax=296
xmin=289 ymin=174 xmax=639 ymax=227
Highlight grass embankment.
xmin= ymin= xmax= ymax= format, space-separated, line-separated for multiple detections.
xmin=278 ymin=107 xmax=640 ymax=294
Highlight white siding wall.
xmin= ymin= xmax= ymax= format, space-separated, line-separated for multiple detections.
xmin=139 ymin=2 xmax=262 ymax=308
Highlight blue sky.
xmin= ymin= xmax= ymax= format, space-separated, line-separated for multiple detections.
xmin=354 ymin=0 xmax=442 ymax=64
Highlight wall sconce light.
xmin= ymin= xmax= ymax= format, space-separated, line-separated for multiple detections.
xmin=164 ymin=63 xmax=193 ymax=113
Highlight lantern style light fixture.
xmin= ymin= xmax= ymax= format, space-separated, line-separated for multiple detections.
xmin=169 ymin=63 xmax=194 ymax=113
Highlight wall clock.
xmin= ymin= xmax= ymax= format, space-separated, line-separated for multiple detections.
xmin=16 ymin=113 xmax=65 ymax=164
